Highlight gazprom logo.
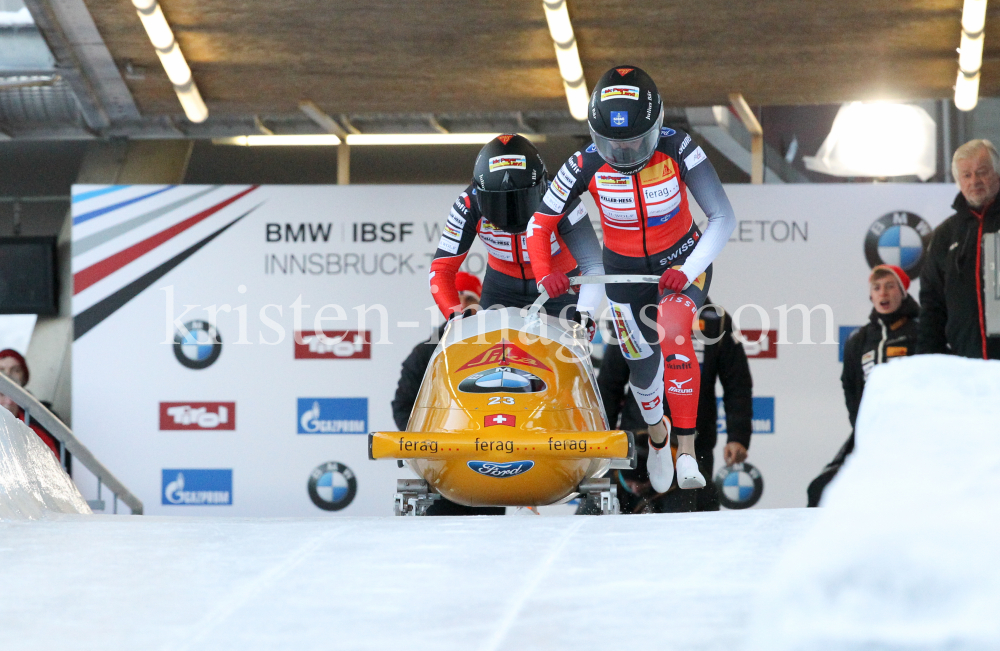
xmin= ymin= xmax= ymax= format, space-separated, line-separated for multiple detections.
xmin=297 ymin=398 xmax=368 ymax=434
xmin=162 ymin=469 xmax=232 ymax=505
xmin=467 ymin=460 xmax=535 ymax=478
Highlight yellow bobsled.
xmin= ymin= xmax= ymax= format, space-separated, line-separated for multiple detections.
xmin=370 ymin=278 xmax=654 ymax=515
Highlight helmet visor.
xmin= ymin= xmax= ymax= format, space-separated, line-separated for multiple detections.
xmin=589 ymin=107 xmax=664 ymax=169
xmin=476 ymin=183 xmax=546 ymax=232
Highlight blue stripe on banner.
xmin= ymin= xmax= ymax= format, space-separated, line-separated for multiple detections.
xmin=72 ymin=186 xmax=175 ymax=225
xmin=72 ymin=185 xmax=130 ymax=203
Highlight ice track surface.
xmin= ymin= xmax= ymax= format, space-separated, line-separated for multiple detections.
xmin=0 ymin=509 xmax=816 ymax=651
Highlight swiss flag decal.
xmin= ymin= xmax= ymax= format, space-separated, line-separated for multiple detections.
xmin=485 ymin=414 xmax=516 ymax=427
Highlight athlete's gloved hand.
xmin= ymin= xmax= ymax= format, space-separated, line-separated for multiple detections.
xmin=658 ymin=269 xmax=689 ymax=294
xmin=538 ymin=272 xmax=570 ymax=298
xmin=580 ymin=313 xmax=597 ymax=343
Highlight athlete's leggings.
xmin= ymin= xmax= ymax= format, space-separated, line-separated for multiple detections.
xmin=479 ymin=266 xmax=580 ymax=316
xmin=604 ymin=226 xmax=712 ymax=436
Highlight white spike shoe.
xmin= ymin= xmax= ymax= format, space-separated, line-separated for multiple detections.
xmin=676 ymin=453 xmax=706 ymax=489
xmin=647 ymin=418 xmax=674 ymax=493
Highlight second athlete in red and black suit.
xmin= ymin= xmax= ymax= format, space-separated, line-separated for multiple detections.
xmin=527 ymin=66 xmax=736 ymax=493
xmin=429 ymin=134 xmax=604 ymax=320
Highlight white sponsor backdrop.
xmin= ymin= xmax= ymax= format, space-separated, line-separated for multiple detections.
xmin=71 ymin=183 xmax=958 ymax=515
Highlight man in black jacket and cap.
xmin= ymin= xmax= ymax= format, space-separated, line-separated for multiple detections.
xmin=807 ymin=265 xmax=920 ymax=506
xmin=919 ymin=139 xmax=1000 ymax=360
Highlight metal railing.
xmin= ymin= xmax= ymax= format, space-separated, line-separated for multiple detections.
xmin=0 ymin=373 xmax=142 ymax=514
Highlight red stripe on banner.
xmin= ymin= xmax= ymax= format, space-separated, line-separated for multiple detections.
xmin=74 ymin=186 xmax=258 ymax=295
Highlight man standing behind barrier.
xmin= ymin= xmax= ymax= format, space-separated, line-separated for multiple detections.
xmin=919 ymin=139 xmax=1000 ymax=359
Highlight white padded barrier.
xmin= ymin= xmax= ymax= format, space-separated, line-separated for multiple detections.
xmin=747 ymin=355 xmax=1000 ymax=650
xmin=0 ymin=405 xmax=91 ymax=519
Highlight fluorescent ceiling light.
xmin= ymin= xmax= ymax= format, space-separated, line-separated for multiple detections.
xmin=543 ymin=0 xmax=588 ymax=121
xmin=955 ymin=0 xmax=988 ymax=112
xmin=213 ymin=133 xmax=546 ymax=147
xmin=962 ymin=0 xmax=988 ymax=34
xmin=803 ymin=102 xmax=937 ymax=180
xmin=955 ymin=70 xmax=981 ymax=111
xmin=131 ymin=0 xmax=208 ymax=123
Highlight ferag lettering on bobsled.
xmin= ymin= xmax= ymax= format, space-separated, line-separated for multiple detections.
xmin=369 ymin=275 xmax=659 ymax=515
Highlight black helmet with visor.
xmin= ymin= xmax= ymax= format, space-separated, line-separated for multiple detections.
xmin=472 ymin=134 xmax=547 ymax=233
xmin=588 ymin=66 xmax=664 ymax=175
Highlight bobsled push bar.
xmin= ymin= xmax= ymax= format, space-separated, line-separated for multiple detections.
xmin=526 ymin=274 xmax=664 ymax=318
xmin=370 ymin=430 xmax=635 ymax=469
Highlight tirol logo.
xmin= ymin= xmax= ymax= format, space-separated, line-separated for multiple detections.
xmin=173 ymin=320 xmax=222 ymax=370
xmin=714 ymin=462 xmax=764 ymax=510
xmin=159 ymin=402 xmax=235 ymax=430
xmin=864 ymin=211 xmax=932 ymax=279
xmin=468 ymin=460 xmax=535 ymax=478
xmin=735 ymin=330 xmax=778 ymax=359
xmin=294 ymin=330 xmax=371 ymax=359
xmin=307 ymin=461 xmax=357 ymax=511
xmin=610 ymin=110 xmax=629 ymax=127
xmin=496 ymin=134 xmax=515 ymax=145
xmin=162 ymin=469 xmax=232 ymax=505
xmin=298 ymin=398 xmax=368 ymax=434
xmin=456 ymin=340 xmax=551 ymax=372
xmin=458 ymin=367 xmax=546 ymax=394
xmin=600 ymin=85 xmax=640 ymax=101
xmin=615 ymin=67 xmax=634 ymax=76
xmin=488 ymin=155 xmax=526 ymax=172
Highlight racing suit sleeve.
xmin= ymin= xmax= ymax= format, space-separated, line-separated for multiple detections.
xmin=675 ymin=138 xmax=737 ymax=282
xmin=555 ymin=199 xmax=605 ymax=312
xmin=428 ymin=187 xmax=479 ymax=317
xmin=526 ymin=152 xmax=589 ymax=280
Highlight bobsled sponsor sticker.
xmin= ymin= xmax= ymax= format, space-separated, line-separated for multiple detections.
xmin=684 ymin=146 xmax=707 ymax=170
xmin=595 ymin=173 xmax=632 ymax=190
xmin=489 ymin=155 xmax=526 ymax=172
xmin=600 ymin=85 xmax=640 ymax=101
xmin=458 ymin=367 xmax=547 ymax=394
xmin=456 ymin=340 xmax=551 ymax=372
xmin=468 ymin=460 xmax=535 ymax=478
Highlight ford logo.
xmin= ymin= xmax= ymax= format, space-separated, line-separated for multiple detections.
xmin=467 ymin=460 xmax=535 ymax=478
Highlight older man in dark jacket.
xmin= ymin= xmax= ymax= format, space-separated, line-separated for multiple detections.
xmin=919 ymin=139 xmax=1000 ymax=360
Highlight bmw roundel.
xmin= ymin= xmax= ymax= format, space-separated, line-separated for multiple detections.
xmin=714 ymin=462 xmax=764 ymax=509
xmin=458 ymin=367 xmax=546 ymax=394
xmin=308 ymin=461 xmax=358 ymax=511
xmin=864 ymin=211 xmax=933 ymax=279
xmin=173 ymin=320 xmax=222 ymax=370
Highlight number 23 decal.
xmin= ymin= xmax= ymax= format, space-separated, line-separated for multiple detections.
xmin=488 ymin=396 xmax=514 ymax=405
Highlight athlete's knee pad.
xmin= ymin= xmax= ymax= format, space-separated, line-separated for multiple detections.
xmin=629 ymin=355 xmax=665 ymax=426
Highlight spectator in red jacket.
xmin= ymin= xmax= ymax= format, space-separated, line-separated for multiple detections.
xmin=0 ymin=349 xmax=60 ymax=458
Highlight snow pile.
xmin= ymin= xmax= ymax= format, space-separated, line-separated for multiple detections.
xmin=0 ymin=406 xmax=90 ymax=519
xmin=746 ymin=355 xmax=1000 ymax=650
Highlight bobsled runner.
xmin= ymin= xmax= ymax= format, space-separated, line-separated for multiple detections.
xmin=369 ymin=276 xmax=659 ymax=516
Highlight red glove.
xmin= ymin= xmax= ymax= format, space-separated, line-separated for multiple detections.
xmin=538 ymin=272 xmax=570 ymax=298
xmin=658 ymin=269 xmax=689 ymax=294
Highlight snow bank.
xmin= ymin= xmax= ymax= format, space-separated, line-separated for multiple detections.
xmin=746 ymin=355 xmax=1000 ymax=650
xmin=0 ymin=406 xmax=90 ymax=519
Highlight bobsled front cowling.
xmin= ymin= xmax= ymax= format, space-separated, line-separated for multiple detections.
xmin=374 ymin=308 xmax=629 ymax=507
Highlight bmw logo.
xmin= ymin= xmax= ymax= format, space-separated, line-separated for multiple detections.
xmin=864 ymin=211 xmax=933 ymax=278
xmin=173 ymin=320 xmax=222 ymax=370
xmin=308 ymin=461 xmax=357 ymax=511
xmin=714 ymin=462 xmax=764 ymax=509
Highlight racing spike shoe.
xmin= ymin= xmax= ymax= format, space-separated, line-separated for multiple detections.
xmin=647 ymin=418 xmax=674 ymax=493
xmin=676 ymin=454 xmax=706 ymax=489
